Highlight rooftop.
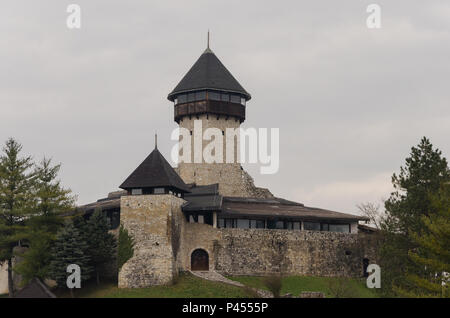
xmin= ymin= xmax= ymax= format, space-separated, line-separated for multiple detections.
xmin=119 ymin=147 xmax=190 ymax=193
xmin=168 ymin=48 xmax=251 ymax=101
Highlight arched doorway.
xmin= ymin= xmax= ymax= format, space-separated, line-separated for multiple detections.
xmin=191 ymin=249 xmax=209 ymax=271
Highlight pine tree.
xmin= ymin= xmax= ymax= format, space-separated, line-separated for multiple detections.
xmin=395 ymin=182 xmax=450 ymax=297
xmin=118 ymin=224 xmax=135 ymax=271
xmin=15 ymin=158 xmax=75 ymax=283
xmin=0 ymin=138 xmax=35 ymax=297
xmin=380 ymin=137 xmax=450 ymax=296
xmin=49 ymin=221 xmax=92 ymax=296
xmin=85 ymin=209 xmax=116 ymax=285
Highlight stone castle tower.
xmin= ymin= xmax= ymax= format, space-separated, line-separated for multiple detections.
xmin=167 ymin=43 xmax=272 ymax=198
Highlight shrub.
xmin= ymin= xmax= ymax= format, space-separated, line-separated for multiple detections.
xmin=262 ymin=275 xmax=282 ymax=298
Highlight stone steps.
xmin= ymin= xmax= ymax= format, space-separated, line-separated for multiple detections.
xmin=189 ymin=270 xmax=272 ymax=298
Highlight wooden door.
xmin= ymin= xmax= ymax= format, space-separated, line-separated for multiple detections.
xmin=191 ymin=249 xmax=209 ymax=271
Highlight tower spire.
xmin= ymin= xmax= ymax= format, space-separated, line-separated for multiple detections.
xmin=204 ymin=30 xmax=212 ymax=53
xmin=155 ymin=133 xmax=158 ymax=150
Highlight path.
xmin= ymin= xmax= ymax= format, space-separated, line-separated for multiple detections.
xmin=189 ymin=270 xmax=273 ymax=298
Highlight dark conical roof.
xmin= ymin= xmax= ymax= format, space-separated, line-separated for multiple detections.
xmin=168 ymin=49 xmax=251 ymax=101
xmin=119 ymin=148 xmax=190 ymax=193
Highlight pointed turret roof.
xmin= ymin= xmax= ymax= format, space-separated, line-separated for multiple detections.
xmin=119 ymin=148 xmax=190 ymax=193
xmin=167 ymin=48 xmax=251 ymax=101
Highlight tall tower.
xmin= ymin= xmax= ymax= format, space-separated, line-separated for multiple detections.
xmin=168 ymin=39 xmax=272 ymax=198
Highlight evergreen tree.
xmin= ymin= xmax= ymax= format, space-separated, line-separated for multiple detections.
xmin=0 ymin=138 xmax=35 ymax=297
xmin=380 ymin=137 xmax=450 ymax=295
xmin=49 ymin=221 xmax=92 ymax=296
xmin=118 ymin=224 xmax=135 ymax=271
xmin=15 ymin=158 xmax=75 ymax=283
xmin=85 ymin=209 xmax=116 ymax=285
xmin=395 ymin=182 xmax=450 ymax=297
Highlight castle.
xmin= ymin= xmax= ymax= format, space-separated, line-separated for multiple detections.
xmin=42 ymin=42 xmax=375 ymax=290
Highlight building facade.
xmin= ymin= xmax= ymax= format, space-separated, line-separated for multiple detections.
xmin=78 ymin=44 xmax=375 ymax=288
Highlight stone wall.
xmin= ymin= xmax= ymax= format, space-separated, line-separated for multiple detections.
xmin=118 ymin=194 xmax=185 ymax=288
xmin=177 ymin=115 xmax=273 ymax=198
xmin=181 ymin=224 xmax=378 ymax=278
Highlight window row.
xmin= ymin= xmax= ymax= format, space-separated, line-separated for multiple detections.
xmin=175 ymin=90 xmax=246 ymax=105
xmin=218 ymin=218 xmax=350 ymax=233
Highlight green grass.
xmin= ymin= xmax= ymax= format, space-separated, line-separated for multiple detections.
xmin=0 ymin=294 xmax=8 ymax=298
xmin=228 ymin=276 xmax=379 ymax=298
xmin=55 ymin=273 xmax=253 ymax=298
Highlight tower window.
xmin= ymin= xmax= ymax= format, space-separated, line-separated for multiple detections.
xmin=196 ymin=91 xmax=206 ymax=100
xmin=187 ymin=93 xmax=196 ymax=102
xmin=241 ymin=98 xmax=246 ymax=106
xmin=209 ymin=91 xmax=221 ymax=101
xmin=230 ymin=95 xmax=240 ymax=104
xmin=221 ymin=93 xmax=229 ymax=102
xmin=178 ymin=94 xmax=187 ymax=104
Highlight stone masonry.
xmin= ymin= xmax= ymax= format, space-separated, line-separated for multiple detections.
xmin=180 ymin=222 xmax=377 ymax=278
xmin=118 ymin=194 xmax=185 ymax=288
xmin=176 ymin=114 xmax=273 ymax=198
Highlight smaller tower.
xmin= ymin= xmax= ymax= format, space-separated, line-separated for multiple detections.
xmin=118 ymin=146 xmax=188 ymax=288
xmin=119 ymin=144 xmax=190 ymax=196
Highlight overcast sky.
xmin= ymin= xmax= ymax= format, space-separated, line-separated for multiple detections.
xmin=1 ymin=1 xmax=449 ymax=215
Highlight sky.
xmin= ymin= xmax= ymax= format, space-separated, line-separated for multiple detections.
xmin=1 ymin=1 xmax=449 ymax=215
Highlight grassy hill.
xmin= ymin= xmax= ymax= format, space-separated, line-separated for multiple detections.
xmin=5 ymin=273 xmax=378 ymax=298
xmin=229 ymin=275 xmax=379 ymax=298
xmin=54 ymin=273 xmax=252 ymax=298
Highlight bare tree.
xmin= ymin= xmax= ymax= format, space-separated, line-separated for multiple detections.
xmin=356 ymin=202 xmax=384 ymax=229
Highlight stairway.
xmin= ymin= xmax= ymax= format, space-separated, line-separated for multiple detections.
xmin=189 ymin=270 xmax=272 ymax=298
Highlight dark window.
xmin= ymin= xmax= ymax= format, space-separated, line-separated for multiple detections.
xmin=209 ymin=91 xmax=221 ymax=101
xmin=221 ymin=93 xmax=229 ymax=102
xmin=363 ymin=258 xmax=370 ymax=277
xmin=329 ymin=224 xmax=350 ymax=233
xmin=225 ymin=218 xmax=234 ymax=228
xmin=275 ymin=221 xmax=284 ymax=229
xmin=237 ymin=219 xmax=249 ymax=229
xmin=107 ymin=210 xmax=120 ymax=230
xmin=153 ymin=187 xmax=165 ymax=194
xmin=131 ymin=188 xmax=142 ymax=195
xmin=304 ymin=222 xmax=321 ymax=231
xmin=178 ymin=94 xmax=187 ymax=103
xmin=286 ymin=221 xmax=301 ymax=230
xmin=218 ymin=218 xmax=225 ymax=228
xmin=187 ymin=93 xmax=196 ymax=102
xmin=230 ymin=95 xmax=240 ymax=103
xmin=267 ymin=220 xmax=276 ymax=229
xmin=196 ymin=91 xmax=206 ymax=100
xmin=321 ymin=223 xmax=329 ymax=231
